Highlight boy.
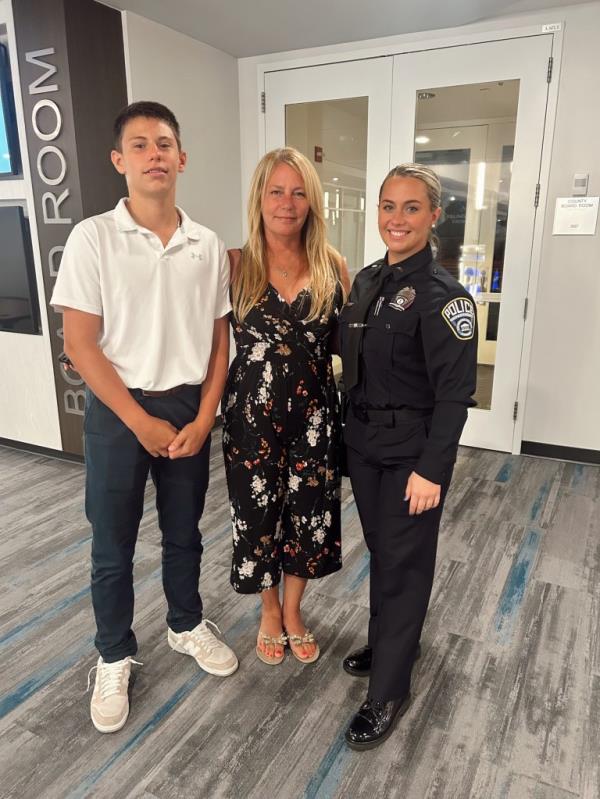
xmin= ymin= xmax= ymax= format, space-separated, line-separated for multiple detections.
xmin=51 ymin=101 xmax=237 ymax=734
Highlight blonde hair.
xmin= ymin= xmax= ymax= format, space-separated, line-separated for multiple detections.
xmin=379 ymin=163 xmax=442 ymax=248
xmin=232 ymin=147 xmax=344 ymax=322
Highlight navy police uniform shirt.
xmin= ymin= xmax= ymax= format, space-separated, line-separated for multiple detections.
xmin=340 ymin=243 xmax=477 ymax=484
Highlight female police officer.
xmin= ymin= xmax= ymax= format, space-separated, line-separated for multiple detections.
xmin=340 ymin=164 xmax=477 ymax=749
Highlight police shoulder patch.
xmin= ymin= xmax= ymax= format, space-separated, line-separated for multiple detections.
xmin=441 ymin=296 xmax=475 ymax=340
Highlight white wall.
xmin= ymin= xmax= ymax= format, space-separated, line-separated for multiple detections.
xmin=521 ymin=2 xmax=600 ymax=450
xmin=0 ymin=0 xmax=62 ymax=449
xmin=238 ymin=1 xmax=600 ymax=453
xmin=123 ymin=11 xmax=242 ymax=247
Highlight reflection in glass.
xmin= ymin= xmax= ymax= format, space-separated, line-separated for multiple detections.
xmin=0 ymin=205 xmax=41 ymax=334
xmin=414 ymin=80 xmax=519 ymax=409
xmin=418 ymin=148 xmax=470 ymax=281
xmin=285 ymin=98 xmax=368 ymax=279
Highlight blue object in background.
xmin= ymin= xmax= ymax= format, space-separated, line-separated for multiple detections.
xmin=0 ymin=43 xmax=19 ymax=177
xmin=0 ymin=87 xmax=12 ymax=175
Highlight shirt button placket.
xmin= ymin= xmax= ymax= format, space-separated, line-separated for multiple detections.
xmin=386 ymin=321 xmax=393 ymax=406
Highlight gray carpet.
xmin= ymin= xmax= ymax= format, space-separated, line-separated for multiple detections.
xmin=0 ymin=436 xmax=598 ymax=799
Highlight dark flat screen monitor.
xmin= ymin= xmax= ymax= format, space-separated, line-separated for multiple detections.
xmin=0 ymin=42 xmax=21 ymax=177
xmin=0 ymin=205 xmax=41 ymax=334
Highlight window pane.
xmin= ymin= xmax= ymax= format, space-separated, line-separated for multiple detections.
xmin=286 ymin=97 xmax=368 ymax=278
xmin=415 ymin=80 xmax=519 ymax=410
xmin=0 ymin=204 xmax=41 ymax=335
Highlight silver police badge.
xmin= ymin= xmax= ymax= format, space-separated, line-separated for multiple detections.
xmin=441 ymin=297 xmax=476 ymax=340
xmin=389 ymin=286 xmax=416 ymax=312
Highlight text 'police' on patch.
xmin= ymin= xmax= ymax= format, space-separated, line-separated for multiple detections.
xmin=441 ymin=297 xmax=475 ymax=340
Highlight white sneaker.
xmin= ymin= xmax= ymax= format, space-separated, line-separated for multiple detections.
xmin=168 ymin=620 xmax=238 ymax=677
xmin=87 ymin=656 xmax=142 ymax=733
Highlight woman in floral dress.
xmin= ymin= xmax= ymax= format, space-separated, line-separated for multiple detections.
xmin=223 ymin=147 xmax=350 ymax=665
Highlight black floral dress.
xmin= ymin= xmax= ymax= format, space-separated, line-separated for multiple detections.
xmin=222 ymin=282 xmax=343 ymax=594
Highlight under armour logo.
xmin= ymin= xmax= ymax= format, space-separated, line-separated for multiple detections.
xmin=190 ymin=252 xmax=203 ymax=260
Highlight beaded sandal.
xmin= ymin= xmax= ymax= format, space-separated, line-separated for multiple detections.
xmin=256 ymin=631 xmax=288 ymax=665
xmin=287 ymin=629 xmax=320 ymax=664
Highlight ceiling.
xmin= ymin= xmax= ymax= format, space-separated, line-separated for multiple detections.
xmin=99 ymin=0 xmax=591 ymax=58
xmin=416 ymin=80 xmax=521 ymax=125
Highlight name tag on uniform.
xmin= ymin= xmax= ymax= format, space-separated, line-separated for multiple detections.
xmin=441 ymin=297 xmax=475 ymax=340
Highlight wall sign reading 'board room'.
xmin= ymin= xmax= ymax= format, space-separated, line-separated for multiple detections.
xmin=13 ymin=0 xmax=127 ymax=455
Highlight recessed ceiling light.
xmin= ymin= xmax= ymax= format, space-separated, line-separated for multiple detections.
xmin=415 ymin=135 xmax=430 ymax=144
xmin=332 ymin=176 xmax=339 ymax=182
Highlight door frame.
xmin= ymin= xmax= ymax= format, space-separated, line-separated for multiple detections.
xmin=247 ymin=22 xmax=563 ymax=454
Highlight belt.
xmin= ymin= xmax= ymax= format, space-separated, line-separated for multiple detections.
xmin=138 ymin=384 xmax=188 ymax=398
xmin=350 ymin=405 xmax=431 ymax=425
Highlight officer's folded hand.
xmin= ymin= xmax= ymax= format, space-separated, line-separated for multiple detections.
xmin=405 ymin=472 xmax=441 ymax=516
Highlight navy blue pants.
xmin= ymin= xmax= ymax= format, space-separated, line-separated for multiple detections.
xmin=84 ymin=386 xmax=210 ymax=663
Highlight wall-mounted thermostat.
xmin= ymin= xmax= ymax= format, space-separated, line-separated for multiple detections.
xmin=572 ymin=173 xmax=589 ymax=196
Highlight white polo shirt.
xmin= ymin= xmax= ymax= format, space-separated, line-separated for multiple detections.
xmin=51 ymin=198 xmax=231 ymax=391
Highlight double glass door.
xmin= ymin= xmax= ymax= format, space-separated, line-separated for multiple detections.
xmin=264 ymin=35 xmax=553 ymax=452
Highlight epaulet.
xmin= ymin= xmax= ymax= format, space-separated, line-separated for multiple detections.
xmin=430 ymin=262 xmax=468 ymax=296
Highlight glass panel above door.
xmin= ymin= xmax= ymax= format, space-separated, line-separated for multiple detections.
xmin=414 ymin=79 xmax=520 ymax=410
xmin=285 ymin=97 xmax=368 ymax=280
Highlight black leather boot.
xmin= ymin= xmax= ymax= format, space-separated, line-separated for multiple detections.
xmin=342 ymin=642 xmax=421 ymax=677
xmin=342 ymin=645 xmax=372 ymax=676
xmin=344 ymin=694 xmax=411 ymax=750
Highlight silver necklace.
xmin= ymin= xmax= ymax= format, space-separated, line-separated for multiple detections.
xmin=274 ymin=264 xmax=308 ymax=282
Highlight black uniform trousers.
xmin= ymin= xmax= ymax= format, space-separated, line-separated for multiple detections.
xmin=345 ymin=407 xmax=452 ymax=702
xmin=84 ymin=385 xmax=210 ymax=663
